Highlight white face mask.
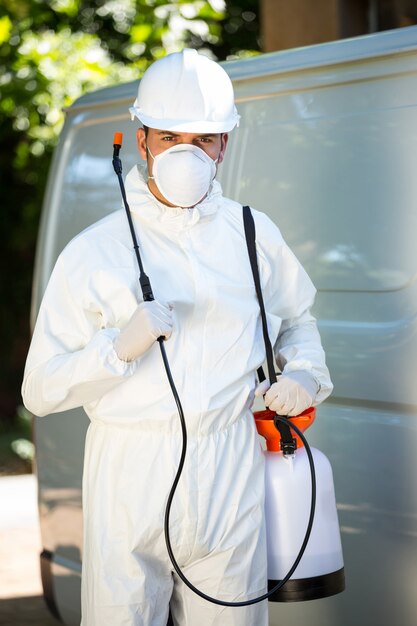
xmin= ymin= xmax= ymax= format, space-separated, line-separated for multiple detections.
xmin=147 ymin=143 xmax=217 ymax=208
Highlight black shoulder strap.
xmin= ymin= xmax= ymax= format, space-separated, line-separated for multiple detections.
xmin=242 ymin=205 xmax=277 ymax=386
xmin=243 ymin=205 xmax=296 ymax=452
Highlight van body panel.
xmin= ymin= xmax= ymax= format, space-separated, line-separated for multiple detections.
xmin=31 ymin=26 xmax=417 ymax=625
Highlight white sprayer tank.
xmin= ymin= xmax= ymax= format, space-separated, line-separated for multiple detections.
xmin=255 ymin=408 xmax=345 ymax=602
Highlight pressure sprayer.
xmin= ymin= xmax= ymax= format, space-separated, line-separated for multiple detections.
xmin=112 ymin=133 xmax=345 ymax=606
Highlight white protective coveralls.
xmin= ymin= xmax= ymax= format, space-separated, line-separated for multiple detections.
xmin=22 ymin=164 xmax=333 ymax=626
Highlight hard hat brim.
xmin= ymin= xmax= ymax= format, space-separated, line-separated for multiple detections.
xmin=129 ymin=107 xmax=239 ymax=133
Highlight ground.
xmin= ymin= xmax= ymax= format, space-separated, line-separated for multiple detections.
xmin=0 ymin=407 xmax=58 ymax=623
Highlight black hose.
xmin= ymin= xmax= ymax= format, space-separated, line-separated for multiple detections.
xmin=160 ymin=340 xmax=317 ymax=606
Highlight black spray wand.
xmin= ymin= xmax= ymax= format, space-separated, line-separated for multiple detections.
xmin=112 ymin=132 xmax=154 ymax=302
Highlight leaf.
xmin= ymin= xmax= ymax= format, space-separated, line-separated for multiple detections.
xmin=0 ymin=15 xmax=12 ymax=45
xmin=131 ymin=23 xmax=153 ymax=42
xmin=50 ymin=0 xmax=80 ymax=18
xmin=11 ymin=438 xmax=34 ymax=461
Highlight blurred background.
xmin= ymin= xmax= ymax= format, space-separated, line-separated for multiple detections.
xmin=1 ymin=0 xmax=416 ymax=475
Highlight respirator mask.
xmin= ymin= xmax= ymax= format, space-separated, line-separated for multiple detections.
xmin=147 ymin=143 xmax=217 ymax=208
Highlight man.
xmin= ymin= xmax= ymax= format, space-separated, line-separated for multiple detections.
xmin=22 ymin=49 xmax=333 ymax=626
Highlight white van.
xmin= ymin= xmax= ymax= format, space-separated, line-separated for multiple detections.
xmin=31 ymin=25 xmax=417 ymax=626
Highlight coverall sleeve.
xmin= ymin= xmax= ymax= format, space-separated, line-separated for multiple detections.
xmin=22 ymin=255 xmax=137 ymax=417
xmin=254 ymin=210 xmax=333 ymax=405
xmin=274 ymin=308 xmax=332 ymax=405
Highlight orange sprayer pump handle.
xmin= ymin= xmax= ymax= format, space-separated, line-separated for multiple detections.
xmin=254 ymin=408 xmax=316 ymax=452
xmin=113 ymin=131 xmax=123 ymax=146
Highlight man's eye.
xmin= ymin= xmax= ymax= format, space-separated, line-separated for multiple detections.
xmin=162 ymin=136 xmax=175 ymax=141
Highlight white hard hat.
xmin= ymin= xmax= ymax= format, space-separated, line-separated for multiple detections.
xmin=129 ymin=49 xmax=240 ymax=133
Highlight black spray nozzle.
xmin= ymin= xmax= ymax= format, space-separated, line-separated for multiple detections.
xmin=112 ymin=132 xmax=123 ymax=175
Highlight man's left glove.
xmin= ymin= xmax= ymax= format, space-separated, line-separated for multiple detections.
xmin=255 ymin=370 xmax=318 ymax=416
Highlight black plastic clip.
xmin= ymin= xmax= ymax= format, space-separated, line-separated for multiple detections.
xmin=139 ymin=274 xmax=154 ymax=302
xmin=274 ymin=415 xmax=297 ymax=456
xmin=112 ymin=155 xmax=122 ymax=175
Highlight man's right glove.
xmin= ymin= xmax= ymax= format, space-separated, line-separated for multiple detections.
xmin=114 ymin=300 xmax=173 ymax=362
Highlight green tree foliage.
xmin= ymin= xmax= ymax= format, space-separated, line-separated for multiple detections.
xmin=0 ymin=0 xmax=260 ymax=423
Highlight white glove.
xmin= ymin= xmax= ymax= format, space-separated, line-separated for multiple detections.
xmin=114 ymin=301 xmax=173 ymax=362
xmin=255 ymin=371 xmax=318 ymax=416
